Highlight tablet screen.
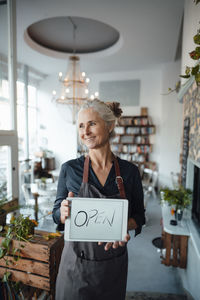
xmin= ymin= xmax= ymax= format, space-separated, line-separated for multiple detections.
xmin=64 ymin=197 xmax=128 ymax=242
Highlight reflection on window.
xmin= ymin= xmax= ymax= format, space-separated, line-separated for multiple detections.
xmin=0 ymin=79 xmax=38 ymax=160
xmin=17 ymin=82 xmax=38 ymax=160
xmin=0 ymin=146 xmax=11 ymax=198
xmin=0 ymin=80 xmax=11 ymax=130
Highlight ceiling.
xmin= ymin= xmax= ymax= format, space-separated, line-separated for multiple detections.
xmin=0 ymin=0 xmax=184 ymax=77
xmin=26 ymin=16 xmax=120 ymax=53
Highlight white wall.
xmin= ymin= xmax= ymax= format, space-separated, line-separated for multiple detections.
xmin=36 ymin=64 xmax=183 ymax=188
xmin=37 ymin=74 xmax=77 ymax=168
xmin=159 ymin=60 xmax=183 ymax=188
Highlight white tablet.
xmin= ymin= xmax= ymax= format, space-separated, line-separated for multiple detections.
xmin=64 ymin=197 xmax=128 ymax=242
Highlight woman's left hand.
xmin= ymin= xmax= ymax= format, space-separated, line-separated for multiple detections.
xmin=98 ymin=233 xmax=130 ymax=251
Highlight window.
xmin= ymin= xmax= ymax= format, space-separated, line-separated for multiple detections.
xmin=0 ymin=2 xmax=19 ymax=201
xmin=28 ymin=85 xmax=38 ymax=158
xmin=0 ymin=80 xmax=11 ymax=130
xmin=0 ymin=79 xmax=38 ymax=160
xmin=0 ymin=145 xmax=11 ymax=198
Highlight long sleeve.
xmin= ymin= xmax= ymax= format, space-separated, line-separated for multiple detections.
xmin=129 ymin=167 xmax=145 ymax=236
xmin=52 ymin=164 xmax=69 ymax=227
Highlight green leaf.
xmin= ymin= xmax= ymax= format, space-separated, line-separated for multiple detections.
xmin=0 ymin=226 xmax=3 ymax=232
xmin=12 ymin=247 xmax=19 ymax=255
xmin=189 ymin=50 xmax=200 ymax=60
xmin=194 ymin=33 xmax=200 ymax=44
xmin=2 ymin=271 xmax=11 ymax=282
xmin=191 ymin=64 xmax=199 ymax=75
xmin=2 ymin=238 xmax=11 ymax=249
xmin=6 ymin=227 xmax=12 ymax=236
xmin=14 ymin=256 xmax=19 ymax=261
xmin=0 ymin=247 xmax=6 ymax=259
xmin=195 ymin=73 xmax=200 ymax=83
xmin=180 ymin=74 xmax=190 ymax=79
xmin=195 ymin=46 xmax=200 ymax=54
xmin=185 ymin=66 xmax=191 ymax=75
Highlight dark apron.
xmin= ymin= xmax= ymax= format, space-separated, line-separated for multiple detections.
xmin=56 ymin=156 xmax=128 ymax=300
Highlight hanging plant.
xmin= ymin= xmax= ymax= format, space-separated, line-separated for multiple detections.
xmin=180 ymin=0 xmax=200 ymax=85
xmin=164 ymin=80 xmax=181 ymax=95
xmin=166 ymin=1 xmax=200 ymax=93
xmin=180 ymin=26 xmax=200 ymax=85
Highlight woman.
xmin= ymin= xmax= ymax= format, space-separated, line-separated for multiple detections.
xmin=52 ymin=99 xmax=145 ymax=300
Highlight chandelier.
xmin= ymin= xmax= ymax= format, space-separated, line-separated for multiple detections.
xmin=52 ymin=17 xmax=98 ymax=124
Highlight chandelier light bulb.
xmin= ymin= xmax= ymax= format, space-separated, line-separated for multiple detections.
xmin=90 ymin=95 xmax=94 ymax=100
xmin=94 ymin=91 xmax=99 ymax=97
xmin=55 ymin=54 xmax=93 ymax=124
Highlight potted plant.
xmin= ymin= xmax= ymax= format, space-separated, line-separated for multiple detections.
xmin=0 ymin=214 xmax=38 ymax=266
xmin=160 ymin=186 xmax=192 ymax=220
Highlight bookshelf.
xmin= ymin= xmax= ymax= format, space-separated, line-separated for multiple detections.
xmin=111 ymin=115 xmax=156 ymax=171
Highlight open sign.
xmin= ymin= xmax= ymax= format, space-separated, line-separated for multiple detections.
xmin=64 ymin=197 xmax=128 ymax=242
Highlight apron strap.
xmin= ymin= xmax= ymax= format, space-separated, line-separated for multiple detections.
xmin=83 ymin=155 xmax=126 ymax=199
xmin=113 ymin=156 xmax=126 ymax=199
xmin=83 ymin=155 xmax=90 ymax=183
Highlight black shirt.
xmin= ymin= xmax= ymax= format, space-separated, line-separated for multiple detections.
xmin=52 ymin=155 xmax=145 ymax=235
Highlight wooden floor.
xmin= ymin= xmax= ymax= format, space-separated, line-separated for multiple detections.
xmin=126 ymin=291 xmax=189 ymax=300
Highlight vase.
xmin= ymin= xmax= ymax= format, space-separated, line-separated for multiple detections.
xmin=175 ymin=209 xmax=183 ymax=221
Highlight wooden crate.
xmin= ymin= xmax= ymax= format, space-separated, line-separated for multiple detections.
xmin=161 ymin=231 xmax=188 ymax=269
xmin=0 ymin=230 xmax=64 ymax=299
xmin=1 ymin=198 xmax=18 ymax=212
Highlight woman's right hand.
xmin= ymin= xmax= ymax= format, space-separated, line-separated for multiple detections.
xmin=60 ymin=191 xmax=74 ymax=224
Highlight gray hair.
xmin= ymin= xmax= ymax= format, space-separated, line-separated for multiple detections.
xmin=78 ymin=99 xmax=121 ymax=139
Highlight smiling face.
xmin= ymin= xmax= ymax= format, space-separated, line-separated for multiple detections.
xmin=78 ymin=108 xmax=111 ymax=150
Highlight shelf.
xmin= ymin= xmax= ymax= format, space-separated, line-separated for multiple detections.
xmin=112 ymin=142 xmax=151 ymax=146
xmin=115 ymin=133 xmax=152 ymax=136
xmin=111 ymin=115 xmax=155 ymax=171
xmin=117 ymin=124 xmax=155 ymax=127
xmin=119 ymin=115 xmax=148 ymax=118
xmin=114 ymin=152 xmax=150 ymax=155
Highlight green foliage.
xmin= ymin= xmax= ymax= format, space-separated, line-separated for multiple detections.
xmin=167 ymin=1 xmax=200 ymax=92
xmin=0 ymin=214 xmax=38 ymax=281
xmin=2 ymin=271 xmax=11 ymax=283
xmin=180 ymin=27 xmax=200 ymax=85
xmin=10 ymin=215 xmax=36 ymax=240
xmin=194 ymin=0 xmax=200 ymax=5
xmin=0 ymin=182 xmax=9 ymax=211
xmin=161 ymin=186 xmax=192 ymax=210
xmin=166 ymin=81 xmax=181 ymax=95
